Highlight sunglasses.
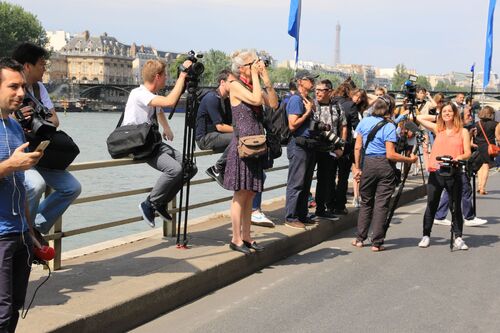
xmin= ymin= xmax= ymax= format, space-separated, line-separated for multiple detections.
xmin=315 ymin=88 xmax=330 ymax=92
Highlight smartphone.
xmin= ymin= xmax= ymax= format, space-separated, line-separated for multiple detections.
xmin=35 ymin=140 xmax=50 ymax=152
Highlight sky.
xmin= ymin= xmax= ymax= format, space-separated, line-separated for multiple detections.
xmin=8 ymin=0 xmax=499 ymax=75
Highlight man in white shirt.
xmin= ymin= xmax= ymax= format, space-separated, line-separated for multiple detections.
xmin=123 ymin=59 xmax=193 ymax=227
xmin=12 ymin=43 xmax=81 ymax=237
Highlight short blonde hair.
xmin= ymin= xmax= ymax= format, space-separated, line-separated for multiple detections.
xmin=478 ymin=106 xmax=495 ymax=120
xmin=142 ymin=59 xmax=166 ymax=83
xmin=230 ymin=49 xmax=257 ymax=76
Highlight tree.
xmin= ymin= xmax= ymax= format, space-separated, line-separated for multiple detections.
xmin=268 ymin=67 xmax=294 ymax=86
xmin=392 ymin=63 xmax=409 ymax=90
xmin=416 ymin=75 xmax=432 ymax=90
xmin=200 ymin=49 xmax=231 ymax=86
xmin=0 ymin=2 xmax=47 ymax=57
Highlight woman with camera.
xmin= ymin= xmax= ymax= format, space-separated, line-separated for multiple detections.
xmin=223 ymin=49 xmax=278 ymax=254
xmin=474 ymin=106 xmax=500 ymax=195
xmin=416 ymin=102 xmax=471 ymax=250
xmin=352 ymin=96 xmax=417 ymax=252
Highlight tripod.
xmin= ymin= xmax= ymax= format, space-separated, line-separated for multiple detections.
xmin=168 ymin=80 xmax=200 ymax=249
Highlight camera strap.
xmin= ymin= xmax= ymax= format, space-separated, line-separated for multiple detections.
xmin=361 ymin=119 xmax=388 ymax=167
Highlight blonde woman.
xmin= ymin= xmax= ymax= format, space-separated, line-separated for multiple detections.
xmin=224 ymin=50 xmax=278 ymax=254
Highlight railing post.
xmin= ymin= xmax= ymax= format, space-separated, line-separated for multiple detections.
xmin=163 ymin=194 xmax=176 ymax=238
xmin=48 ymin=216 xmax=62 ymax=271
xmin=40 ymin=187 xmax=61 ymax=271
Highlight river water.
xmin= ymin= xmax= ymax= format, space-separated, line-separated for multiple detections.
xmin=56 ymin=112 xmax=290 ymax=251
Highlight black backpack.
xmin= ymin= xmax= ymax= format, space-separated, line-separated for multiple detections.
xmin=267 ymin=96 xmax=292 ymax=145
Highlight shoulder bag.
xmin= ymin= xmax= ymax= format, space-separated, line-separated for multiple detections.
xmin=478 ymin=121 xmax=499 ymax=157
xmin=106 ymin=109 xmax=162 ymax=159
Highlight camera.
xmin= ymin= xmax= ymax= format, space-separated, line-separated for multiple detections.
xmin=309 ymin=119 xmax=344 ymax=150
xmin=258 ymin=54 xmax=271 ymax=67
xmin=14 ymin=91 xmax=56 ymax=139
xmin=180 ymin=50 xmax=204 ymax=82
xmin=436 ymin=155 xmax=466 ymax=177
xmin=403 ymin=74 xmax=418 ymax=106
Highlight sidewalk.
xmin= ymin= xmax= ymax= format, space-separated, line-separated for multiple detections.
xmin=18 ymin=180 xmax=426 ymax=333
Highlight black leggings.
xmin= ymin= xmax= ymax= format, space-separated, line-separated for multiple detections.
xmin=423 ymin=171 xmax=464 ymax=237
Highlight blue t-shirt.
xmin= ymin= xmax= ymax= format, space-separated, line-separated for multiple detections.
xmin=355 ymin=116 xmax=397 ymax=155
xmin=195 ymin=91 xmax=229 ymax=141
xmin=0 ymin=118 xmax=28 ymax=235
xmin=286 ymin=94 xmax=311 ymax=138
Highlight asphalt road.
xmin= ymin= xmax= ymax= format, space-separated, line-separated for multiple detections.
xmin=132 ymin=173 xmax=500 ymax=333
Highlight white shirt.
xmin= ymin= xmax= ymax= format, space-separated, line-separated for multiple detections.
xmin=28 ymin=82 xmax=54 ymax=109
xmin=122 ymin=85 xmax=158 ymax=125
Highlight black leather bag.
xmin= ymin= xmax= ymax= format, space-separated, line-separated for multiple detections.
xmin=28 ymin=131 xmax=80 ymax=170
xmin=106 ymin=111 xmax=162 ymax=160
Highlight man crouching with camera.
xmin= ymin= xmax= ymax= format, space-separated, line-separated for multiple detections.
xmin=12 ymin=43 xmax=81 ymax=239
xmin=312 ymin=79 xmax=347 ymax=221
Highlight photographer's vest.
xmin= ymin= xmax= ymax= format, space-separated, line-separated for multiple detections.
xmin=428 ymin=129 xmax=463 ymax=172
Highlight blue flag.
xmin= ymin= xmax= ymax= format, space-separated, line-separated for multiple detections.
xmin=288 ymin=0 xmax=302 ymax=65
xmin=483 ymin=0 xmax=496 ymax=89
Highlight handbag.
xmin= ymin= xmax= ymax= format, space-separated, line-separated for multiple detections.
xmin=28 ymin=130 xmax=80 ymax=170
xmin=238 ymin=134 xmax=267 ymax=159
xmin=478 ymin=121 xmax=500 ymax=157
xmin=106 ymin=110 xmax=162 ymax=159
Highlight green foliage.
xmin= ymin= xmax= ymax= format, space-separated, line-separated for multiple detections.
xmin=268 ymin=67 xmax=294 ymax=86
xmin=200 ymin=49 xmax=231 ymax=86
xmin=391 ymin=64 xmax=408 ymax=90
xmin=316 ymin=72 xmax=342 ymax=87
xmin=416 ymin=75 xmax=431 ymax=90
xmin=0 ymin=2 xmax=47 ymax=57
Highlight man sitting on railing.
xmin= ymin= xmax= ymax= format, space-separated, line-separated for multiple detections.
xmin=195 ymin=69 xmax=233 ymax=187
xmin=122 ymin=59 xmax=193 ymax=228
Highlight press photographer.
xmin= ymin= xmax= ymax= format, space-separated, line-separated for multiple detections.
xmin=416 ymin=101 xmax=471 ymax=250
xmin=311 ymin=79 xmax=346 ymax=220
xmin=12 ymin=43 xmax=81 ymax=237
xmin=351 ymin=95 xmax=417 ymax=252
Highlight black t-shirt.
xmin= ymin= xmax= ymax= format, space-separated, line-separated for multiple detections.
xmin=475 ymin=119 xmax=498 ymax=146
xmin=195 ymin=91 xmax=231 ymax=140
xmin=332 ymin=96 xmax=358 ymax=141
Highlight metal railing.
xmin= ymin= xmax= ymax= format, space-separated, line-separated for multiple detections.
xmin=44 ymin=150 xmax=290 ymax=270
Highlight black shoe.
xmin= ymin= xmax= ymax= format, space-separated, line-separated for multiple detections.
xmin=206 ymin=166 xmax=224 ymax=188
xmin=229 ymin=242 xmax=251 ymax=255
xmin=315 ymin=210 xmax=340 ymax=221
xmin=32 ymin=228 xmax=49 ymax=247
xmin=302 ymin=217 xmax=318 ymax=225
xmin=243 ymin=240 xmax=264 ymax=252
xmin=139 ymin=199 xmax=156 ymax=228
xmin=333 ymin=208 xmax=348 ymax=215
xmin=155 ymin=205 xmax=172 ymax=222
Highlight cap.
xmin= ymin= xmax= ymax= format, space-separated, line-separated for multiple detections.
xmin=294 ymin=70 xmax=319 ymax=81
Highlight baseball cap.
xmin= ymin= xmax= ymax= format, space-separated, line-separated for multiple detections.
xmin=294 ymin=70 xmax=319 ymax=81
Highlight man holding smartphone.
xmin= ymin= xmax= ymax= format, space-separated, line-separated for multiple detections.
xmin=12 ymin=43 xmax=81 ymax=236
xmin=0 ymin=58 xmax=43 ymax=333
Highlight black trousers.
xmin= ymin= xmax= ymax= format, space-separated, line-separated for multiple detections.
xmin=0 ymin=233 xmax=33 ymax=333
xmin=423 ymin=171 xmax=464 ymax=237
xmin=314 ymin=151 xmax=335 ymax=213
xmin=356 ymin=157 xmax=396 ymax=246
xmin=331 ymin=154 xmax=352 ymax=210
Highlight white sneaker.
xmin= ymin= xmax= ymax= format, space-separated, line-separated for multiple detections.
xmin=434 ymin=219 xmax=451 ymax=226
xmin=418 ymin=236 xmax=430 ymax=248
xmin=454 ymin=237 xmax=469 ymax=250
xmin=464 ymin=217 xmax=488 ymax=227
xmin=251 ymin=211 xmax=275 ymax=228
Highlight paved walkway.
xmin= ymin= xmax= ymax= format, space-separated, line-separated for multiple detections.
xmin=17 ymin=179 xmax=427 ymax=332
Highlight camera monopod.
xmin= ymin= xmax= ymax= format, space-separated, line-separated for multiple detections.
xmin=469 ymin=63 xmax=478 ymax=216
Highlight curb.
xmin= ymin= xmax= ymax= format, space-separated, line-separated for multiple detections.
xmin=50 ymin=183 xmax=426 ymax=332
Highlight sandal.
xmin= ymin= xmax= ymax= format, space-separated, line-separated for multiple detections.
xmin=371 ymin=245 xmax=385 ymax=252
xmin=479 ymin=190 xmax=488 ymax=195
xmin=351 ymin=239 xmax=363 ymax=248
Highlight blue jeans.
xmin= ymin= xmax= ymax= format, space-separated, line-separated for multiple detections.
xmin=435 ymin=172 xmax=473 ymax=220
xmin=252 ymin=172 xmax=266 ymax=210
xmin=25 ymin=167 xmax=81 ymax=234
